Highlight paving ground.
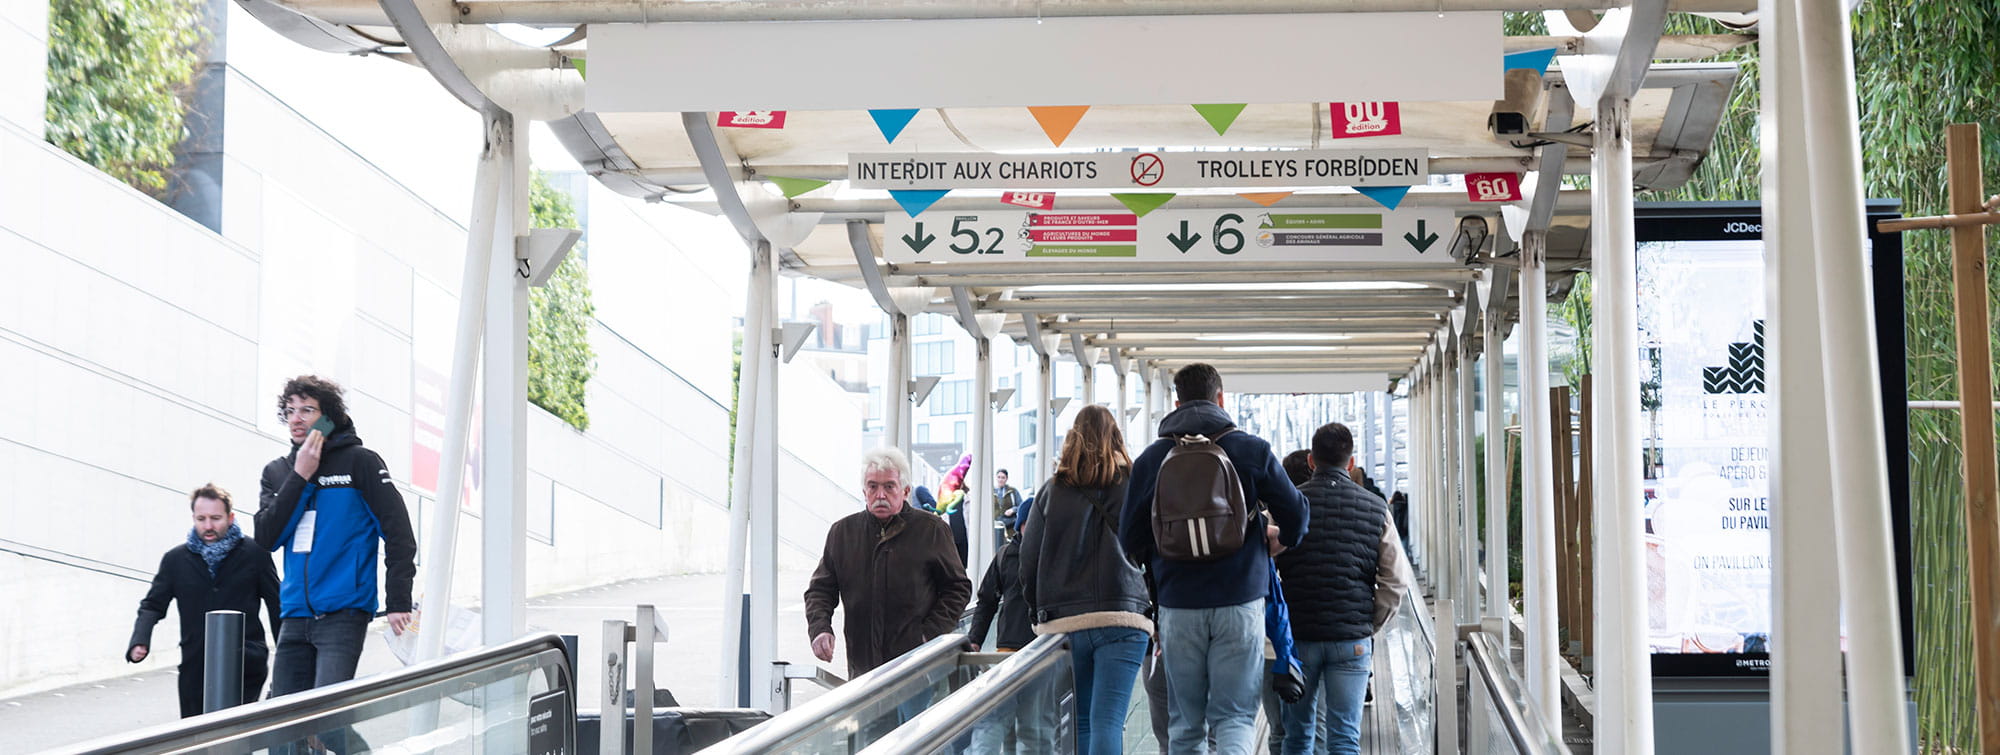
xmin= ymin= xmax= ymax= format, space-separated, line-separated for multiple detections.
xmin=0 ymin=569 xmax=823 ymax=753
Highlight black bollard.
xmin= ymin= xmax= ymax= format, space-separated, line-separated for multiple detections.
xmin=202 ymin=610 xmax=245 ymax=713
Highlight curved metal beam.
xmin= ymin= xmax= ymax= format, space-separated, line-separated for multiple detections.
xmin=684 ymin=112 xmax=764 ymax=244
xmin=376 ymin=0 xmax=502 ymax=116
xmin=461 ymin=0 xmax=1756 ymax=25
xmin=846 ymin=220 xmax=899 ymax=315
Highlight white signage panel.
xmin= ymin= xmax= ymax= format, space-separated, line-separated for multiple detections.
xmin=849 ymin=150 xmax=1430 ymax=190
xmin=588 ymin=13 xmax=1503 ymax=112
xmin=883 ymin=208 xmax=1458 ymax=264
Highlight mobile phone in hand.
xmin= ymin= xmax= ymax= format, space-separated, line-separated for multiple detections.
xmin=312 ymin=416 xmax=336 ymax=436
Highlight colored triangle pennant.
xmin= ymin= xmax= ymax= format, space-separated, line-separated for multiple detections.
xmin=768 ymin=176 xmax=830 ymax=199
xmin=1111 ymin=193 xmax=1175 ymax=218
xmin=1503 ymin=48 xmax=1559 ymax=74
xmin=869 ymin=109 xmax=920 ymax=143
xmin=571 ymin=59 xmax=586 ymax=79
xmin=1192 ymin=104 xmax=1248 ymax=136
xmin=1238 ymin=192 xmax=1292 ymax=207
xmin=1028 ymin=106 xmax=1091 ymax=147
xmin=1355 ymin=185 xmax=1411 ymax=210
xmin=889 ymin=189 xmax=951 ymax=217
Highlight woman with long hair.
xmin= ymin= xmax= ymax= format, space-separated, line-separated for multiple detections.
xmin=1019 ymin=404 xmax=1153 ymax=754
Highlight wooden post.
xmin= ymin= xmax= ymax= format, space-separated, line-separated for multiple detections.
xmin=1945 ymin=122 xmax=2000 ymax=748
xmin=1553 ymin=386 xmax=1576 ymax=647
xmin=1578 ymin=374 xmax=1596 ymax=659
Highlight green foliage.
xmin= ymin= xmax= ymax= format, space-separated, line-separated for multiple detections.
xmin=527 ymin=172 xmax=595 ymax=430
xmin=44 ymin=0 xmax=207 ymax=195
xmin=728 ymin=329 xmax=742 ymax=496
xmin=1636 ymin=6 xmax=2000 ymax=750
xmin=1556 ymin=273 xmax=1593 ymax=387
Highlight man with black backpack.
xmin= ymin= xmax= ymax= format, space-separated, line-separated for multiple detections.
xmin=1120 ymin=363 xmax=1309 ymax=754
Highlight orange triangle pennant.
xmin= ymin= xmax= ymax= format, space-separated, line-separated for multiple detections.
xmin=1028 ymin=106 xmax=1091 ymax=147
xmin=1238 ymin=192 xmax=1293 ymax=207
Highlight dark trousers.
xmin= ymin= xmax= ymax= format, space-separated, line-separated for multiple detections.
xmin=175 ymin=641 xmax=269 ymax=718
xmin=269 ymin=610 xmax=371 ymax=697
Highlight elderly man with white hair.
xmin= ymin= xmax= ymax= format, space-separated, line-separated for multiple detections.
xmin=805 ymin=448 xmax=973 ymax=677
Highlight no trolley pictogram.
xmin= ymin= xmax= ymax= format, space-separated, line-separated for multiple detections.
xmin=1130 ymin=153 xmax=1164 ymax=186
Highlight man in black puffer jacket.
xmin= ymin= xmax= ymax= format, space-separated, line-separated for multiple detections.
xmin=1273 ymin=422 xmax=1413 ymax=755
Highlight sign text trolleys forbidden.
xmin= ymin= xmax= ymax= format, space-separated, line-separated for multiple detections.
xmin=884 ymin=208 xmax=1459 ymax=264
xmin=851 ymin=149 xmax=1430 ymax=191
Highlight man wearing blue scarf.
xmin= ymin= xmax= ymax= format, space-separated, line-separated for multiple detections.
xmin=129 ymin=484 xmax=282 ymax=717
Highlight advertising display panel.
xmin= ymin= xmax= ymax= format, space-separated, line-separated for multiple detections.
xmin=1634 ymin=202 xmax=1913 ymax=678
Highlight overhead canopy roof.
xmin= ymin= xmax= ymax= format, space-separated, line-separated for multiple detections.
xmin=245 ymin=0 xmax=1749 ymax=386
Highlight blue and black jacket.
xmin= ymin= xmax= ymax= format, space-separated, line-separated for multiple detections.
xmin=255 ymin=429 xmax=417 ymax=618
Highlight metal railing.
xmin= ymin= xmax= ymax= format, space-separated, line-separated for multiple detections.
xmin=704 ymin=633 xmax=975 ymax=754
xmin=1464 ymin=630 xmax=1572 ymax=755
xmin=53 ymin=632 xmax=575 ymax=754
xmin=857 ymin=633 xmax=1075 ymax=754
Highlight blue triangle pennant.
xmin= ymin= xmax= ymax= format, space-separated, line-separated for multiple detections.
xmin=889 ymin=189 xmax=950 ymax=217
xmin=1503 ymin=48 xmax=1558 ymax=74
xmin=1355 ymin=185 xmax=1411 ymax=211
xmin=869 ymin=109 xmax=920 ymax=143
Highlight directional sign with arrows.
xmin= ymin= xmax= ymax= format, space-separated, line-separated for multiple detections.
xmin=883 ymin=207 xmax=1457 ymax=263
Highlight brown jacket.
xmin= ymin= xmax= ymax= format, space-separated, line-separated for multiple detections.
xmin=804 ymin=507 xmax=972 ymax=677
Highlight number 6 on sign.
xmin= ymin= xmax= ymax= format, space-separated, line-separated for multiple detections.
xmin=1213 ymin=213 xmax=1245 ymax=255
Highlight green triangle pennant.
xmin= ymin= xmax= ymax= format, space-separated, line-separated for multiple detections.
xmin=1112 ymin=193 xmax=1176 ymax=218
xmin=572 ymin=58 xmax=586 ymax=79
xmin=768 ymin=176 xmax=831 ymax=199
xmin=1192 ymin=104 xmax=1247 ymax=135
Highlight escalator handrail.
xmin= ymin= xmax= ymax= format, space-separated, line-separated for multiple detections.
xmin=51 ymin=631 xmax=575 ymax=755
xmin=1465 ymin=630 xmax=1572 ymax=755
xmin=854 ymin=632 xmax=1070 ymax=755
xmin=705 ymin=632 xmax=971 ymax=755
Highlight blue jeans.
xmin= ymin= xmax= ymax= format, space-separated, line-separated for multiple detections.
xmin=269 ymin=609 xmax=370 ymax=697
xmin=1281 ymin=638 xmax=1372 ymax=755
xmin=1070 ymin=626 xmax=1148 ymax=755
xmin=1159 ymin=600 xmax=1264 ymax=755
xmin=967 ymin=664 xmax=1056 ymax=753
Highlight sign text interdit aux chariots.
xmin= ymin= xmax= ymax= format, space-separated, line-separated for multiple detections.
xmin=848 ymin=149 xmax=1429 ymax=190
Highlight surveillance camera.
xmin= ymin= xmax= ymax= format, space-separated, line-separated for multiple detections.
xmin=1490 ymin=68 xmax=1547 ymax=138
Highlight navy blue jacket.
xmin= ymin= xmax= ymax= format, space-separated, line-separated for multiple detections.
xmin=256 ymin=430 xmax=417 ymax=618
xmin=1119 ymin=401 xmax=1309 ymax=609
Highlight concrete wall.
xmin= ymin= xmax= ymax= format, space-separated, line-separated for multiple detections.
xmin=0 ymin=3 xmax=859 ymax=697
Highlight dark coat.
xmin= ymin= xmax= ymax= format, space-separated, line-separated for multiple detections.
xmin=129 ymin=538 xmax=282 ymax=656
xmin=129 ymin=537 xmax=282 ymax=716
xmin=1119 ymin=401 xmax=1310 ymax=609
xmin=1019 ymin=479 xmax=1151 ymax=625
xmin=1276 ymin=468 xmax=1391 ymax=641
xmin=805 ymin=507 xmax=973 ymax=677
xmin=966 ymin=539 xmax=1033 ymax=650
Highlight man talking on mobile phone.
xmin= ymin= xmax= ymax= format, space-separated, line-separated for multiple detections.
xmin=255 ymin=375 xmax=417 ymax=696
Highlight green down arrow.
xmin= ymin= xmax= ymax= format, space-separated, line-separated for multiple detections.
xmin=1404 ymin=219 xmax=1440 ymax=252
xmin=902 ymin=222 xmax=936 ymax=253
xmin=1167 ymin=221 xmax=1203 ymax=253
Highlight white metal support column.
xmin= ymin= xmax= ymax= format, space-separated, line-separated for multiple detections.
xmin=886 ymin=313 xmax=911 ymax=451
xmin=481 ymin=114 xmax=530 ymax=646
xmin=721 ymin=238 xmax=776 ymax=706
xmin=417 ymin=114 xmax=506 ymax=662
xmin=1408 ymin=368 xmax=1424 ymax=573
xmin=1381 ymin=390 xmax=1396 ymax=497
xmin=1519 ymin=229 xmax=1560 ymax=731
xmin=1115 ymin=361 xmax=1130 ymax=442
xmin=1761 ymin=0 xmax=1847 ymax=748
xmin=1591 ymin=94 xmax=1655 ymax=753
xmin=1457 ymin=328 xmax=1479 ymax=623
xmin=967 ymin=325 xmax=997 ymax=586
xmin=1037 ymin=353 xmax=1056 ymax=485
xmin=1791 ymin=0 xmax=1912 ymax=747
xmin=1361 ymin=394 xmax=1377 ymax=488
xmin=748 ymin=241 xmax=782 ymax=711
xmin=1079 ymin=354 xmax=1097 ymax=409
xmin=1483 ymin=276 xmax=1512 ymax=645
xmin=1440 ymin=338 xmax=1461 ymax=607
